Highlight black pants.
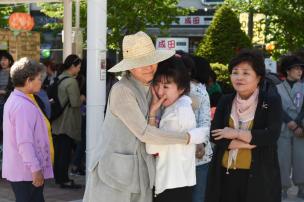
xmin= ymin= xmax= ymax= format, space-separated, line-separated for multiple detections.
xmin=220 ymin=167 xmax=249 ymax=202
xmin=154 ymin=186 xmax=193 ymax=202
xmin=11 ymin=181 xmax=44 ymax=202
xmin=72 ymin=115 xmax=86 ymax=169
xmin=53 ymin=134 xmax=74 ymax=184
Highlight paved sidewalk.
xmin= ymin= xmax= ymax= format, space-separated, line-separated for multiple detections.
xmin=0 ymin=174 xmax=303 ymax=202
xmin=0 ymin=175 xmax=85 ymax=202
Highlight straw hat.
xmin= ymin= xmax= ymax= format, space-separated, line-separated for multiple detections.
xmin=108 ymin=31 xmax=175 ymax=72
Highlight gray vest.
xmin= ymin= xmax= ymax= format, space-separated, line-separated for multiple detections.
xmin=276 ymin=80 xmax=304 ymax=137
xmin=91 ymin=75 xmax=155 ymax=194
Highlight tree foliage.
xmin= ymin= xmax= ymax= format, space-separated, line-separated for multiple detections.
xmin=195 ymin=5 xmax=252 ymax=64
xmin=38 ymin=0 xmax=188 ymax=50
xmin=225 ymin=0 xmax=304 ymax=58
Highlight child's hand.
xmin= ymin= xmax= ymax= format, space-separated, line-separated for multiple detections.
xmin=149 ymin=86 xmax=166 ymax=114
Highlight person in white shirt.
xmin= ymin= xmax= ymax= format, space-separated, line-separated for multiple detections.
xmin=146 ymin=56 xmax=197 ymax=202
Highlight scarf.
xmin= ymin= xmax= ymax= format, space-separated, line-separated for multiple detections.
xmin=227 ymin=88 xmax=259 ymax=172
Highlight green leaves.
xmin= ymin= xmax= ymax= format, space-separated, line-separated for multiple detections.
xmin=225 ymin=0 xmax=304 ymax=58
xmin=37 ymin=0 xmax=188 ymax=50
xmin=195 ymin=5 xmax=252 ymax=64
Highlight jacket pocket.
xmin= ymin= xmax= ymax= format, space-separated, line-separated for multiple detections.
xmin=98 ymin=153 xmax=140 ymax=193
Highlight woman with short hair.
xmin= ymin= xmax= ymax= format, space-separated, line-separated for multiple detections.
xmin=205 ymin=49 xmax=282 ymax=202
xmin=2 ymin=57 xmax=53 ymax=202
xmin=276 ymin=55 xmax=304 ymax=199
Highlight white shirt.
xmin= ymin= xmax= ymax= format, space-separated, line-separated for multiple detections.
xmin=146 ymin=95 xmax=197 ymax=195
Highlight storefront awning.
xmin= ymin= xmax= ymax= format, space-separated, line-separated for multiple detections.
xmin=0 ymin=0 xmax=62 ymax=4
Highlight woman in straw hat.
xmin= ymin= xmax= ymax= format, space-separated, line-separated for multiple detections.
xmin=83 ymin=31 xmax=209 ymax=202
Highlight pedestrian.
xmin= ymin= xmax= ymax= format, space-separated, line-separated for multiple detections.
xmin=146 ymin=56 xmax=197 ymax=202
xmin=2 ymin=57 xmax=53 ymax=202
xmin=52 ymin=54 xmax=82 ymax=189
xmin=176 ymin=52 xmax=212 ymax=202
xmin=276 ymin=55 xmax=304 ymax=199
xmin=83 ymin=31 xmax=208 ymax=202
xmin=205 ymin=49 xmax=282 ymax=202
xmin=0 ymin=51 xmax=14 ymax=139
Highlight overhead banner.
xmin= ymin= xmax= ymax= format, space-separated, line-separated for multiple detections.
xmin=156 ymin=38 xmax=189 ymax=53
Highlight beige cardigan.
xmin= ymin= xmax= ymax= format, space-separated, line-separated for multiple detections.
xmin=51 ymin=71 xmax=81 ymax=142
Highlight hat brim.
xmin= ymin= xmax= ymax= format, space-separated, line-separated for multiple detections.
xmin=108 ymin=50 xmax=175 ymax=72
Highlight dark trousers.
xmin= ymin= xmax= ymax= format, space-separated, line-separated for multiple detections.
xmin=154 ymin=186 xmax=193 ymax=202
xmin=72 ymin=115 xmax=86 ymax=168
xmin=10 ymin=181 xmax=44 ymax=202
xmin=220 ymin=167 xmax=249 ymax=202
xmin=53 ymin=134 xmax=74 ymax=184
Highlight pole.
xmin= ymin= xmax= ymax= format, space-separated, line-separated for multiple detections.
xmin=75 ymin=0 xmax=80 ymax=28
xmin=86 ymin=0 xmax=107 ymax=176
xmin=247 ymin=0 xmax=254 ymax=41
xmin=63 ymin=0 xmax=72 ymax=59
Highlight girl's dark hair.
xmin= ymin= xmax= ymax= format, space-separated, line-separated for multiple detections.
xmin=153 ymin=56 xmax=190 ymax=95
xmin=0 ymin=51 xmax=14 ymax=68
xmin=62 ymin=54 xmax=82 ymax=70
xmin=228 ymin=49 xmax=265 ymax=84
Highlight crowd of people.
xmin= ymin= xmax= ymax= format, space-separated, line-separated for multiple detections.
xmin=0 ymin=30 xmax=303 ymax=202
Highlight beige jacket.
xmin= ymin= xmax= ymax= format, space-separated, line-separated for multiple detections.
xmin=52 ymin=71 xmax=81 ymax=141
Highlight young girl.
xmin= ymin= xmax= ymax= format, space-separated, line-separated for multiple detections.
xmin=146 ymin=56 xmax=197 ymax=202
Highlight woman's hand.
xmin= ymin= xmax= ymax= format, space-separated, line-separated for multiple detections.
xmin=149 ymin=86 xmax=166 ymax=115
xmin=294 ymin=127 xmax=304 ymax=137
xmin=228 ymin=139 xmax=256 ymax=149
xmin=287 ymin=121 xmax=298 ymax=130
xmin=195 ymin=144 xmax=205 ymax=159
xmin=212 ymin=127 xmax=239 ymax=140
xmin=32 ymin=170 xmax=44 ymax=187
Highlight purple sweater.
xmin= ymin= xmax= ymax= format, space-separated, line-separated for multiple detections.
xmin=2 ymin=89 xmax=53 ymax=181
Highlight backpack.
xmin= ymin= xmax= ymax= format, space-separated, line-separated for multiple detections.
xmin=47 ymin=76 xmax=70 ymax=121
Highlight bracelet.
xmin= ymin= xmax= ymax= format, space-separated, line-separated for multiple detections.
xmin=186 ymin=133 xmax=190 ymax=144
xmin=148 ymin=116 xmax=156 ymax=120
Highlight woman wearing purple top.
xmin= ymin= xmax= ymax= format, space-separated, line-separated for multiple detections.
xmin=2 ymin=58 xmax=53 ymax=202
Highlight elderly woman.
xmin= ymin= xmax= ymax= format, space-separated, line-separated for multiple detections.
xmin=205 ymin=49 xmax=282 ymax=202
xmin=2 ymin=58 xmax=53 ymax=202
xmin=276 ymin=55 xmax=304 ymax=199
xmin=83 ymin=31 xmax=208 ymax=202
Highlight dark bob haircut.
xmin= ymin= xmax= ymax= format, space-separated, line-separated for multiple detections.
xmin=62 ymin=54 xmax=82 ymax=71
xmin=0 ymin=51 xmax=14 ymax=68
xmin=153 ymin=56 xmax=190 ymax=96
xmin=279 ymin=55 xmax=304 ymax=77
xmin=10 ymin=57 xmax=44 ymax=87
xmin=228 ymin=49 xmax=265 ymax=83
